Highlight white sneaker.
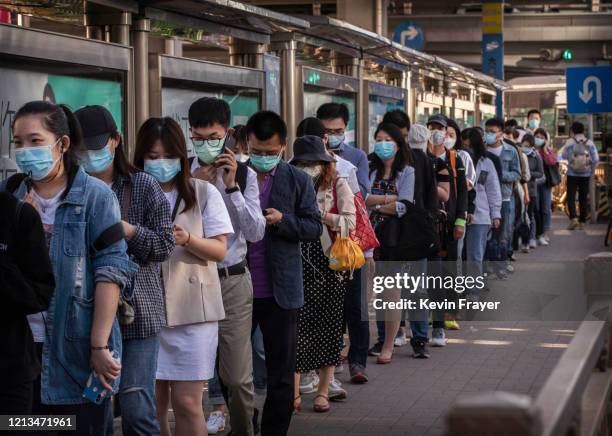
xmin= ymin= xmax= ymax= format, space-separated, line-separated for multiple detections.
xmin=334 ymin=363 xmax=345 ymax=374
xmin=431 ymin=328 xmax=447 ymax=347
xmin=300 ymin=371 xmax=319 ymax=394
xmin=544 ymin=235 xmax=550 ymax=243
xmin=394 ymin=328 xmax=407 ymax=347
xmin=506 ymin=264 xmax=515 ymax=273
xmin=206 ymin=411 xmax=226 ymax=435
xmin=328 ymin=377 xmax=347 ymax=400
xmin=529 ymin=239 xmax=537 ymax=249
xmin=538 ymin=236 xmax=549 ymax=246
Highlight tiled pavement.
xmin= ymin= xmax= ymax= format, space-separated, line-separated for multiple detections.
xmin=113 ymin=213 xmax=608 ymax=435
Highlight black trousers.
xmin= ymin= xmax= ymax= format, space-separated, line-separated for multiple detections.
xmin=252 ymin=297 xmax=297 ymax=436
xmin=566 ymin=175 xmax=590 ymax=222
xmin=343 ymin=269 xmax=369 ymax=368
xmin=0 ymin=380 xmax=33 ymax=414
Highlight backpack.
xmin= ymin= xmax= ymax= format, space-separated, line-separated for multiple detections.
xmin=569 ymin=140 xmax=592 ymax=174
xmin=375 ymin=200 xmax=440 ymax=261
xmin=188 ymin=157 xmax=248 ymax=194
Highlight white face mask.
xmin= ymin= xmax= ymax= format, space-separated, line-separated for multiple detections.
xmin=300 ymin=164 xmax=323 ymax=179
xmin=444 ymin=137 xmax=455 ymax=150
xmin=430 ymin=130 xmax=445 ymax=146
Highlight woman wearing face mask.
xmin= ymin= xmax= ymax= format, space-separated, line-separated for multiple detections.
xmin=290 ymin=135 xmax=356 ymax=413
xmin=519 ymin=134 xmax=545 ymax=252
xmin=534 ymin=128 xmax=557 ymax=246
xmin=366 ymin=123 xmax=415 ymax=363
xmin=134 ymin=117 xmax=232 ymax=436
xmin=75 ymin=106 xmax=175 ymax=435
xmin=5 ymin=101 xmax=136 ymax=435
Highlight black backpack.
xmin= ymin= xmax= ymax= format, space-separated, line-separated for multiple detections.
xmin=375 ymin=200 xmax=440 ymax=261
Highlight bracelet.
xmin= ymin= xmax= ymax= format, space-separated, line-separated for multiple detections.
xmin=91 ymin=345 xmax=109 ymax=351
xmin=184 ymin=232 xmax=191 ymax=247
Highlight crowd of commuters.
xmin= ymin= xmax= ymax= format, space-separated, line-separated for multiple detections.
xmin=1 ymin=96 xmax=597 ymax=436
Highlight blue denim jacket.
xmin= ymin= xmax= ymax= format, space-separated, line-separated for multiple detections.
xmin=5 ymin=168 xmax=137 ymax=404
xmin=497 ymin=142 xmax=521 ymax=201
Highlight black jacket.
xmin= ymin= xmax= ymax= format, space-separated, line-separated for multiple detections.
xmin=411 ymin=148 xmax=439 ymax=212
xmin=0 ymin=192 xmax=54 ymax=386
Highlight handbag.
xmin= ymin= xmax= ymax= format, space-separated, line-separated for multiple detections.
xmin=485 ymin=228 xmax=506 ymax=262
xmin=544 ymin=162 xmax=561 ymax=187
xmin=117 ymin=178 xmax=136 ymax=326
xmin=328 ymin=235 xmax=365 ymax=274
xmin=329 ymin=189 xmax=379 ymax=252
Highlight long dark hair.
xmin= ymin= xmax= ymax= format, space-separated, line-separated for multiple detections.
xmin=110 ymin=132 xmax=138 ymax=177
xmin=133 ymin=117 xmax=196 ymax=212
xmin=13 ymin=100 xmax=84 ymax=198
xmin=370 ymin=122 xmax=413 ymax=181
xmin=462 ymin=128 xmax=487 ymax=164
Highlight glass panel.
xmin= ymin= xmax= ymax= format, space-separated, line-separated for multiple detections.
xmin=367 ymin=94 xmax=404 ymax=153
xmin=1 ymin=64 xmax=124 ymax=181
xmin=304 ymin=85 xmax=357 ymax=147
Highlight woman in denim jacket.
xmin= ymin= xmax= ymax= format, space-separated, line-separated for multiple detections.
xmin=7 ymin=101 xmax=136 ymax=435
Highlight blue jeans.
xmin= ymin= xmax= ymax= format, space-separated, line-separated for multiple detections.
xmin=538 ymin=185 xmax=552 ymax=233
xmin=528 ymin=197 xmax=537 ymax=242
xmin=117 ymin=335 xmax=161 ymax=436
xmin=499 ymin=199 xmax=515 ymax=263
xmin=466 ymin=224 xmax=490 ymax=294
xmin=252 ymin=326 xmax=266 ymax=392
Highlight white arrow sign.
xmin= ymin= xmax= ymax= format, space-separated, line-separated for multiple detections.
xmin=401 ymin=26 xmax=419 ymax=43
xmin=579 ymin=75 xmax=603 ymax=104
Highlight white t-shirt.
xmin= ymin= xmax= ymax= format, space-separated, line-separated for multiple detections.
xmin=28 ymin=188 xmax=63 ymax=342
xmin=488 ymin=145 xmax=503 ymax=157
xmin=163 ymin=183 xmax=234 ymax=239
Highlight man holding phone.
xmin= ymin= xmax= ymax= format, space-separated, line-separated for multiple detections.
xmin=188 ymin=97 xmax=266 ymax=436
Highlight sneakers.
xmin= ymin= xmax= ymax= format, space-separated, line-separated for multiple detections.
xmin=206 ymin=411 xmax=226 ymax=435
xmin=368 ymin=342 xmax=383 ymax=357
xmin=394 ymin=328 xmax=407 ymax=347
xmin=578 ymin=222 xmax=585 ymax=230
xmin=568 ymin=218 xmax=579 ymax=230
xmin=349 ymin=364 xmax=369 ymax=384
xmin=529 ymin=239 xmax=537 ymax=249
xmin=334 ymin=363 xmax=345 ymax=374
xmin=431 ymin=328 xmax=447 ymax=347
xmin=506 ymin=264 xmax=515 ymax=273
xmin=521 ymin=244 xmax=529 ymax=253
xmin=496 ymin=270 xmax=509 ymax=280
xmin=328 ymin=377 xmax=347 ymax=401
xmin=299 ymin=371 xmax=319 ymax=394
xmin=537 ymin=236 xmax=549 ymax=246
xmin=410 ymin=338 xmax=430 ymax=358
xmin=445 ymin=319 xmax=460 ymax=330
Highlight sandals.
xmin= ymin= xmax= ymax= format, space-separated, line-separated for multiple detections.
xmin=313 ymin=394 xmax=330 ymax=413
xmin=293 ymin=395 xmax=302 ymax=414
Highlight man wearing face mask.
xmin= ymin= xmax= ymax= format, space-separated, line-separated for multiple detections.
xmin=527 ymin=109 xmax=542 ymax=133
xmin=426 ymin=114 xmax=468 ymax=341
xmin=245 ymin=111 xmax=322 ymax=435
xmin=187 ymin=97 xmax=266 ymax=436
xmin=317 ymin=103 xmax=369 ymax=199
xmin=484 ymin=118 xmax=521 ymax=278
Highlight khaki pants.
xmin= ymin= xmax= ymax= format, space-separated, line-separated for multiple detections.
xmin=218 ymin=270 xmax=254 ymax=436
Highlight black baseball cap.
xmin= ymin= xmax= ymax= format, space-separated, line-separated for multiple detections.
xmin=291 ymin=135 xmax=335 ymax=163
xmin=427 ymin=114 xmax=448 ymax=128
xmin=74 ymin=105 xmax=118 ymax=150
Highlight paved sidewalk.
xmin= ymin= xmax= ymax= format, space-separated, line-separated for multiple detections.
xmin=287 ymin=213 xmax=607 ymax=436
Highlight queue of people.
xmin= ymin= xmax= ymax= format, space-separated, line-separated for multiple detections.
xmin=2 ymin=98 xmax=566 ymax=436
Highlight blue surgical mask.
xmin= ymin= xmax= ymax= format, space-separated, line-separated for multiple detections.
xmin=485 ymin=132 xmax=498 ymax=145
xmin=81 ymin=145 xmax=114 ymax=174
xmin=192 ymin=135 xmax=226 ymax=165
xmin=374 ymin=140 xmax=396 ymax=161
xmin=144 ymin=158 xmax=181 ymax=183
xmin=534 ymin=137 xmax=545 ymax=147
xmin=14 ymin=139 xmax=61 ymax=181
xmin=327 ymin=134 xmax=344 ymax=149
xmin=249 ymin=152 xmax=281 ymax=173
xmin=528 ymin=119 xmax=540 ymax=129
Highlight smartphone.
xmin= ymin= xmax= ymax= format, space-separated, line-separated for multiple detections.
xmin=82 ymin=350 xmax=120 ymax=405
xmin=477 ymin=170 xmax=489 ymax=185
xmin=263 ymin=209 xmax=269 ymax=216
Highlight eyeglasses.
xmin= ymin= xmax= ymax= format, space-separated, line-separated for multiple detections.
xmin=190 ymin=135 xmax=225 ymax=148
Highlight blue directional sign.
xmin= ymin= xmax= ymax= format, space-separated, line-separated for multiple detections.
xmin=392 ymin=21 xmax=424 ymax=51
xmin=566 ymin=66 xmax=612 ymax=114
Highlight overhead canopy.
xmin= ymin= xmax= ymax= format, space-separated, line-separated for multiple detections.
xmin=142 ymin=0 xmax=310 ymax=44
xmin=289 ymin=14 xmax=507 ymax=90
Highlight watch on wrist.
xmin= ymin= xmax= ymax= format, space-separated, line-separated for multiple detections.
xmin=225 ymin=185 xmax=240 ymax=194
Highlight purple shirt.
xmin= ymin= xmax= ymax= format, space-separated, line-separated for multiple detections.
xmin=248 ymin=167 xmax=276 ymax=298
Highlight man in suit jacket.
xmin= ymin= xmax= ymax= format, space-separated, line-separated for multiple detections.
xmin=245 ymin=111 xmax=322 ymax=435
